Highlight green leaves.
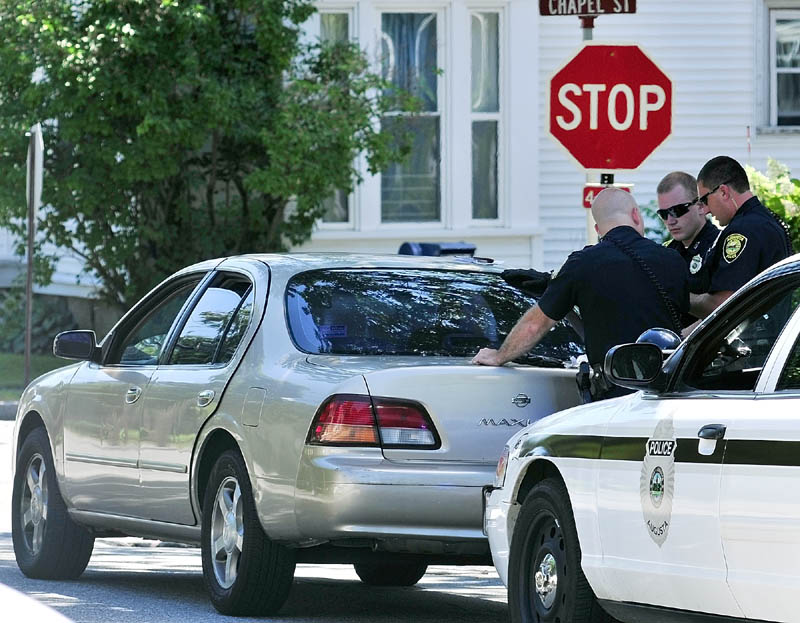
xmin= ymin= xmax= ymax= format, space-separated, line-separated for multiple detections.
xmin=746 ymin=158 xmax=800 ymax=252
xmin=0 ymin=0 xmax=415 ymax=309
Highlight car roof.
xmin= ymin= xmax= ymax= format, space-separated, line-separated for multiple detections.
xmin=198 ymin=252 xmax=502 ymax=275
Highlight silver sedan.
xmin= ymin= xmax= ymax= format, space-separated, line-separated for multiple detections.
xmin=11 ymin=253 xmax=583 ymax=615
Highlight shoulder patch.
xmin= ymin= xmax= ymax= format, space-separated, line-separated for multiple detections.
xmin=723 ymin=233 xmax=747 ymax=263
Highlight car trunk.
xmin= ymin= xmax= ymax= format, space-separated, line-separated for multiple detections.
xmin=306 ymin=355 xmax=582 ymax=463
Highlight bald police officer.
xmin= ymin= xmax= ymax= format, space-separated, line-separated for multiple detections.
xmin=690 ymin=156 xmax=793 ymax=320
xmin=472 ymin=188 xmax=689 ymax=400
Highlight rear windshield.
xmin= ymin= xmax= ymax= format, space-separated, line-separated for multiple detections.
xmin=285 ymin=269 xmax=583 ymax=364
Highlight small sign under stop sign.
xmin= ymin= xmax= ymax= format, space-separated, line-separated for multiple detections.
xmin=583 ymin=184 xmax=632 ymax=208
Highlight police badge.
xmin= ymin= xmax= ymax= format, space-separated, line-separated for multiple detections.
xmin=689 ymin=254 xmax=702 ymax=274
xmin=640 ymin=418 xmax=676 ymax=547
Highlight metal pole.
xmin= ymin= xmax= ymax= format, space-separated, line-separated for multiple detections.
xmin=25 ymin=132 xmax=35 ymax=387
xmin=581 ymin=16 xmax=599 ymax=245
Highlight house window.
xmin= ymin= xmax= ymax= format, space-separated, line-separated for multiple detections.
xmin=320 ymin=11 xmax=353 ymax=223
xmin=772 ymin=10 xmax=800 ymax=126
xmin=471 ymin=11 xmax=500 ymax=220
xmin=380 ymin=13 xmax=440 ymax=223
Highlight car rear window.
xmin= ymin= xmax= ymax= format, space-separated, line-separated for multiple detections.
xmin=285 ymin=269 xmax=583 ymax=363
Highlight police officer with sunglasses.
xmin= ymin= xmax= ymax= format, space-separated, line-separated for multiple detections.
xmin=689 ymin=156 xmax=793 ymax=323
xmin=657 ymin=171 xmax=719 ymax=327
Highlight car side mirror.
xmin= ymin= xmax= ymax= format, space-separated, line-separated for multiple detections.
xmin=604 ymin=342 xmax=666 ymax=392
xmin=53 ymin=330 xmax=99 ymax=362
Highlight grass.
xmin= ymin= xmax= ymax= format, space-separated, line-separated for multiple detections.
xmin=0 ymin=352 xmax=72 ymax=401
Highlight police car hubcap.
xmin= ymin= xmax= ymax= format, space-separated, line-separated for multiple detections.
xmin=534 ymin=553 xmax=558 ymax=608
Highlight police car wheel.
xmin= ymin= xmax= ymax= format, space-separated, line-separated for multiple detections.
xmin=508 ymin=478 xmax=613 ymax=623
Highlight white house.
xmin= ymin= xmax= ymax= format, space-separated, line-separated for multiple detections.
xmin=297 ymin=0 xmax=800 ymax=270
xmin=4 ymin=0 xmax=799 ymax=301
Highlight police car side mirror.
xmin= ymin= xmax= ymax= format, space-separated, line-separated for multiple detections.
xmin=604 ymin=343 xmax=667 ymax=393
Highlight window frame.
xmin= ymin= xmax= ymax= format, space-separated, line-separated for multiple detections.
xmin=161 ymin=272 xmax=256 ymax=369
xmin=770 ymin=8 xmax=800 ymax=127
xmin=102 ymin=272 xmax=211 ymax=367
xmin=377 ymin=7 xmax=447 ymax=227
xmin=669 ymin=274 xmax=800 ymax=396
xmin=317 ymin=5 xmax=358 ymax=230
xmin=467 ymin=7 xmax=504 ymax=224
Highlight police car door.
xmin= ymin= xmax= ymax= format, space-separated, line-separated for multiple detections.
xmin=596 ymin=277 xmax=799 ymax=616
xmin=718 ymin=280 xmax=800 ymax=623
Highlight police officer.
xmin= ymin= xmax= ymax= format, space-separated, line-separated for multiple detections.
xmin=690 ymin=156 xmax=793 ymax=321
xmin=657 ymin=171 xmax=719 ymax=326
xmin=472 ymin=188 xmax=689 ymax=400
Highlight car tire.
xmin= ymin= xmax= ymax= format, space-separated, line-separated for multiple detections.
xmin=201 ymin=449 xmax=296 ymax=616
xmin=12 ymin=426 xmax=95 ymax=579
xmin=353 ymin=561 xmax=428 ymax=586
xmin=508 ymin=478 xmax=613 ymax=623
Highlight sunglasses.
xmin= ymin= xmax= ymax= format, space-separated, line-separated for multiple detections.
xmin=697 ymin=180 xmax=732 ymax=206
xmin=657 ymin=199 xmax=698 ymax=221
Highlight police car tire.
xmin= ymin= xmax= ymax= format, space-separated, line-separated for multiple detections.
xmin=508 ymin=478 xmax=614 ymax=623
xmin=353 ymin=561 xmax=428 ymax=586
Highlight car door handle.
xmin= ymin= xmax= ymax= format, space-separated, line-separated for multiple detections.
xmin=125 ymin=386 xmax=142 ymax=404
xmin=197 ymin=389 xmax=216 ymax=407
xmin=698 ymin=424 xmax=727 ymax=440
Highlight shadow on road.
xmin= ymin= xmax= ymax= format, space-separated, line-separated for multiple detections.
xmin=0 ymin=534 xmax=508 ymax=622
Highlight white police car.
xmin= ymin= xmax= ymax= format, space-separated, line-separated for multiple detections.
xmin=484 ymin=254 xmax=800 ymax=623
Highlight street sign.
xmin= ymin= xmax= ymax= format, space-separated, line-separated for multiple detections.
xmin=582 ymin=183 xmax=632 ymax=208
xmin=539 ymin=0 xmax=636 ymax=16
xmin=549 ymin=44 xmax=672 ymax=170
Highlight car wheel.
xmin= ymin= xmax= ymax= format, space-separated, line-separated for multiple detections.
xmin=353 ymin=561 xmax=428 ymax=586
xmin=508 ymin=478 xmax=612 ymax=623
xmin=12 ymin=427 xmax=95 ymax=579
xmin=201 ymin=449 xmax=295 ymax=616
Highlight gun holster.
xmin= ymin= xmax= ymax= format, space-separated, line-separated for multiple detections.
xmin=576 ymin=361 xmax=593 ymax=404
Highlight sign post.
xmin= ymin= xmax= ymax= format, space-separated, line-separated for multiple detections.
xmin=539 ymin=4 xmax=640 ymax=243
xmin=25 ymin=123 xmax=43 ymax=387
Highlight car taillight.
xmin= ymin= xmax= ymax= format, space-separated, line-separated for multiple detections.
xmin=307 ymin=395 xmax=439 ymax=449
xmin=308 ymin=395 xmax=379 ymax=446
xmin=373 ymin=398 xmax=437 ymax=447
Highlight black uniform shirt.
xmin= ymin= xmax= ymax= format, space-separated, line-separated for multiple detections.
xmin=665 ymin=219 xmax=720 ymax=324
xmin=665 ymin=218 xmax=720 ymax=281
xmin=705 ymin=197 xmax=792 ymax=294
xmin=537 ymin=226 xmax=689 ymax=366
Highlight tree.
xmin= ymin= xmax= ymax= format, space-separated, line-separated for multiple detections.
xmin=745 ymin=158 xmax=800 ymax=251
xmin=0 ymin=0 xmax=414 ymax=309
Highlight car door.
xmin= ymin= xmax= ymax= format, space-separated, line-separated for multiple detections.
xmin=718 ymin=281 xmax=800 ymax=623
xmin=135 ymin=263 xmax=265 ymax=525
xmin=595 ymin=277 xmax=800 ymax=616
xmin=63 ymin=272 xmax=209 ymax=516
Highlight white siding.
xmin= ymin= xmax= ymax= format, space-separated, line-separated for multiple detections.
xmin=538 ymin=0 xmax=800 ymax=270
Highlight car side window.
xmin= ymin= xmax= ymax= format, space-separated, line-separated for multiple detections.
xmin=680 ymin=283 xmax=800 ymax=392
xmin=775 ymin=325 xmax=800 ymax=390
xmin=167 ymin=274 xmax=253 ymax=366
xmin=107 ymin=280 xmax=202 ymax=365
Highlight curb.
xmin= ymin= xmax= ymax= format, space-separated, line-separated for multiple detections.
xmin=0 ymin=402 xmax=18 ymax=421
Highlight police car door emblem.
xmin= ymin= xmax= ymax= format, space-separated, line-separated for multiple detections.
xmin=640 ymin=418 xmax=676 ymax=547
xmin=689 ymin=254 xmax=703 ymax=274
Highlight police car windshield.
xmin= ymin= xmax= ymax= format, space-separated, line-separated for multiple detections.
xmin=286 ymin=269 xmax=584 ymax=362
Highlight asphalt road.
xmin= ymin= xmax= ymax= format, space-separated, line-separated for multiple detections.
xmin=0 ymin=421 xmax=508 ymax=622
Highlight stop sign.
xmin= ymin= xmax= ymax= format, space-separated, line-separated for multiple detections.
xmin=549 ymin=44 xmax=672 ymax=170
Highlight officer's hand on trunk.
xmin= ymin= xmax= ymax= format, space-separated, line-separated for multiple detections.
xmin=501 ymin=268 xmax=552 ymax=297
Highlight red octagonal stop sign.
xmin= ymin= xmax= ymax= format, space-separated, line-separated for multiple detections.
xmin=549 ymin=44 xmax=672 ymax=170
